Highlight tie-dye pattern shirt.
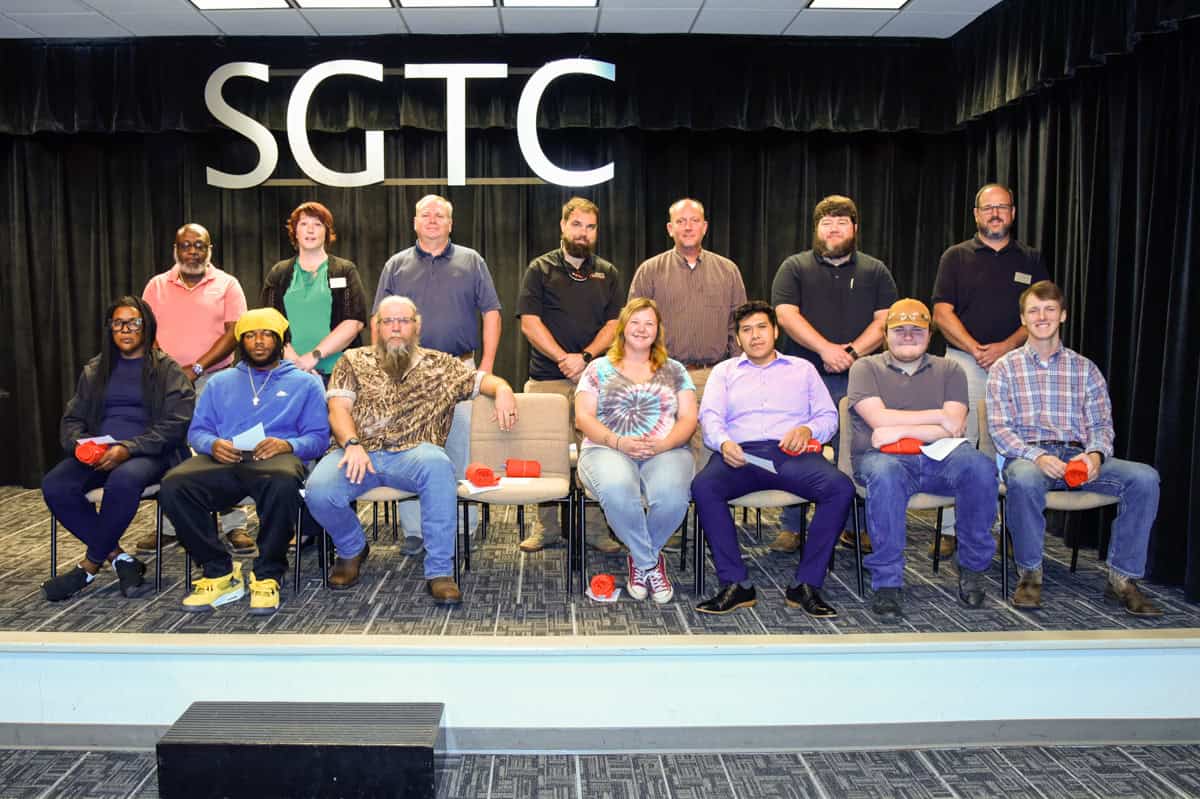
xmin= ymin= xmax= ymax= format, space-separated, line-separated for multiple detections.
xmin=576 ymin=356 xmax=695 ymax=448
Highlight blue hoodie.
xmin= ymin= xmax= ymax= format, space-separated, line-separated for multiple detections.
xmin=188 ymin=360 xmax=330 ymax=461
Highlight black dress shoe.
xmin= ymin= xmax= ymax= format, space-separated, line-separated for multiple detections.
xmin=871 ymin=587 xmax=905 ymax=621
xmin=695 ymin=583 xmax=757 ymax=615
xmin=784 ymin=584 xmax=837 ymax=618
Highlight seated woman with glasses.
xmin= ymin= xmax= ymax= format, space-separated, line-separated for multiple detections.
xmin=41 ymin=296 xmax=195 ymax=601
xmin=574 ymin=298 xmax=698 ymax=603
xmin=262 ymin=202 xmax=368 ymax=385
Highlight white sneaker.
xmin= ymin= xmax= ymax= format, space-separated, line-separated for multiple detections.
xmin=626 ymin=555 xmax=648 ymax=600
xmin=645 ymin=554 xmax=674 ymax=604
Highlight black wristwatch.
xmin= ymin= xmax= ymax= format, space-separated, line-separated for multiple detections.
xmin=844 ymin=345 xmax=859 ymax=359
xmin=344 ymin=437 xmax=360 ymax=448
xmin=581 ymin=351 xmax=594 ymax=363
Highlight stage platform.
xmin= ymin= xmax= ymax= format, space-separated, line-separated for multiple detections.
xmin=1 ymin=485 xmax=1198 ymax=754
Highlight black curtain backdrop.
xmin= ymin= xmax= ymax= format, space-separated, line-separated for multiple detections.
xmin=1 ymin=0 xmax=1198 ymax=597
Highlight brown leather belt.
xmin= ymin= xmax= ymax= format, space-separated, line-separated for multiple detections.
xmin=682 ymin=360 xmax=719 ymax=370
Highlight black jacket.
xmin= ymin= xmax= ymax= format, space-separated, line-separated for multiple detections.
xmin=261 ymin=254 xmax=369 ymax=345
xmin=59 ymin=349 xmax=195 ymax=465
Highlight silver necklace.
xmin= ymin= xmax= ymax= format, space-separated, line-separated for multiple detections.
xmin=247 ymin=367 xmax=275 ymax=407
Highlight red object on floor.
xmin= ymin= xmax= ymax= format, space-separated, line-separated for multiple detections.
xmin=505 ymin=458 xmax=541 ymax=478
xmin=75 ymin=441 xmax=109 ymax=465
xmin=590 ymin=573 xmax=616 ymax=598
xmin=465 ymin=463 xmax=500 ymax=487
xmin=1065 ymin=459 xmax=1089 ymax=487
xmin=880 ymin=437 xmax=924 ymax=455
xmin=782 ymin=439 xmax=823 ymax=456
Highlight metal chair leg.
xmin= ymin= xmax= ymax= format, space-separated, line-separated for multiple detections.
xmin=852 ymin=497 xmax=865 ymax=597
xmin=461 ymin=501 xmax=471 ymax=573
xmin=517 ymin=504 xmax=525 ymax=539
xmin=678 ymin=505 xmax=689 ymax=572
xmin=693 ymin=516 xmax=706 ymax=596
xmin=932 ymin=507 xmax=945 ymax=573
xmin=1000 ymin=497 xmax=1009 ymax=599
xmin=391 ymin=501 xmax=399 ymax=542
xmin=294 ymin=505 xmax=303 ymax=595
xmin=50 ymin=514 xmax=58 ymax=578
xmin=372 ymin=502 xmax=379 ymax=542
xmin=755 ymin=509 xmax=762 ymax=543
xmin=578 ymin=492 xmax=588 ymax=591
xmin=481 ymin=504 xmax=490 ymax=542
xmin=155 ymin=501 xmax=163 ymax=593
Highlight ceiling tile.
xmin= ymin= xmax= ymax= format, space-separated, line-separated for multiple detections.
xmin=700 ymin=0 xmax=803 ymax=8
xmin=600 ymin=0 xmax=700 ymax=7
xmin=399 ymin=7 xmax=499 ymax=33
xmin=300 ymin=8 xmax=407 ymax=34
xmin=500 ymin=6 xmax=596 ymax=33
xmin=597 ymin=8 xmax=695 ymax=33
xmin=82 ymin=0 xmax=194 ymax=10
xmin=7 ymin=11 xmax=131 ymax=35
xmin=875 ymin=10 xmax=974 ymax=37
xmin=690 ymin=8 xmax=796 ymax=35
xmin=904 ymin=0 xmax=1000 ymax=11
xmin=0 ymin=0 xmax=88 ymax=10
xmin=103 ymin=10 xmax=221 ymax=35
xmin=784 ymin=8 xmax=894 ymax=35
xmin=0 ymin=14 xmax=39 ymax=35
xmin=205 ymin=9 xmax=316 ymax=34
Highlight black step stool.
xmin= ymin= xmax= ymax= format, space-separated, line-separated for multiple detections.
xmin=156 ymin=701 xmax=444 ymax=799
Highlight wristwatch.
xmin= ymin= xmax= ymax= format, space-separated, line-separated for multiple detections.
xmin=844 ymin=345 xmax=859 ymax=360
xmin=310 ymin=349 xmax=323 ymax=361
xmin=344 ymin=437 xmax=360 ymax=448
xmin=581 ymin=351 xmax=594 ymax=363
xmin=192 ymin=363 xmax=205 ymax=376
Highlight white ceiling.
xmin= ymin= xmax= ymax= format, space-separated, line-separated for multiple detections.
xmin=0 ymin=0 xmax=1003 ymax=39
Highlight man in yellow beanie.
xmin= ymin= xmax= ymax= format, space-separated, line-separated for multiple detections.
xmin=160 ymin=308 xmax=330 ymax=615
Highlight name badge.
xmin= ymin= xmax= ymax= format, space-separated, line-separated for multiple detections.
xmin=329 ymin=277 xmax=348 ymax=289
xmin=1014 ymin=272 xmax=1032 ymax=285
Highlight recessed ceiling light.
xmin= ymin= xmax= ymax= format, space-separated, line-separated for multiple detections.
xmin=297 ymin=0 xmax=394 ymax=7
xmin=502 ymin=0 xmax=597 ymax=7
xmin=191 ymin=0 xmax=290 ymax=9
xmin=807 ymin=0 xmax=909 ymax=9
xmin=399 ymin=0 xmax=494 ymax=6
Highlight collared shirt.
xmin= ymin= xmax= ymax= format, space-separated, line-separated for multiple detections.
xmin=373 ymin=241 xmax=502 ymax=357
xmin=142 ymin=264 xmax=247 ymax=371
xmin=516 ymin=248 xmax=623 ymax=381
xmin=985 ymin=342 xmax=1115 ymax=462
xmin=932 ymin=236 xmax=1049 ymax=345
xmin=770 ymin=249 xmax=897 ymax=374
xmin=628 ymin=248 xmax=747 ymax=364
xmin=327 ymin=346 xmax=479 ymax=452
xmin=699 ymin=352 xmax=837 ymax=451
xmin=846 ymin=351 xmax=968 ymax=465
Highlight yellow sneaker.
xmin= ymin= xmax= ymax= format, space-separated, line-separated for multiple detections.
xmin=181 ymin=562 xmax=244 ymax=612
xmin=248 ymin=571 xmax=280 ymax=616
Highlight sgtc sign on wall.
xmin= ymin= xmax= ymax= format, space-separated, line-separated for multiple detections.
xmin=204 ymin=58 xmax=615 ymax=190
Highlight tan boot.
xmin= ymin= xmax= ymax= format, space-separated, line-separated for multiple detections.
xmin=1011 ymin=568 xmax=1042 ymax=609
xmin=769 ymin=530 xmax=803 ymax=553
xmin=838 ymin=529 xmax=872 ymax=554
xmin=328 ymin=543 xmax=370 ymax=590
xmin=225 ymin=528 xmax=257 ymax=556
xmin=927 ymin=535 xmax=956 ymax=560
xmin=1104 ymin=573 xmax=1163 ymax=617
xmin=428 ymin=576 xmax=463 ymax=606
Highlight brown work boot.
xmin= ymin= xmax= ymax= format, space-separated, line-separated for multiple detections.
xmin=769 ymin=530 xmax=802 ymax=553
xmin=1011 ymin=568 xmax=1042 ymax=609
xmin=135 ymin=530 xmax=174 ymax=553
xmin=328 ymin=543 xmax=370 ymax=590
xmin=428 ymin=576 xmax=463 ymax=606
xmin=838 ymin=529 xmax=872 ymax=554
xmin=225 ymin=528 xmax=257 ymax=556
xmin=1104 ymin=573 xmax=1163 ymax=617
xmin=927 ymin=535 xmax=956 ymax=560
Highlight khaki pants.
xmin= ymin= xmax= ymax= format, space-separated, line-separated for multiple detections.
xmin=523 ymin=377 xmax=605 ymax=540
xmin=686 ymin=366 xmax=717 ymax=473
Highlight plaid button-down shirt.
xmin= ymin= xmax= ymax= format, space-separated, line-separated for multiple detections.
xmin=985 ymin=342 xmax=1115 ymax=462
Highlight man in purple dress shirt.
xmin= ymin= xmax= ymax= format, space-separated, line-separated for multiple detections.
xmin=691 ymin=301 xmax=854 ymax=616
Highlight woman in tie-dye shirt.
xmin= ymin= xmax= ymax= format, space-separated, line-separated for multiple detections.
xmin=575 ymin=298 xmax=697 ymax=603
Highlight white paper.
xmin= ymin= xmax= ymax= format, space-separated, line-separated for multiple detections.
xmin=231 ymin=423 xmax=267 ymax=451
xmin=744 ymin=453 xmax=778 ymax=474
xmin=459 ymin=479 xmax=501 ymax=496
xmin=77 ymin=435 xmax=117 ymax=445
xmin=920 ymin=437 xmax=968 ymax=461
xmin=458 ymin=476 xmax=535 ymax=495
xmin=586 ymin=586 xmax=623 ymax=603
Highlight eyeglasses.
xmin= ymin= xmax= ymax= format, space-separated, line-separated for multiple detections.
xmin=176 ymin=241 xmax=210 ymax=252
xmin=379 ymin=316 xmax=416 ymax=326
xmin=976 ymin=204 xmax=1013 ymax=214
xmin=108 ymin=318 xmax=144 ymax=332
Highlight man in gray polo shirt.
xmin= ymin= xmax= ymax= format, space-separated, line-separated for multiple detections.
xmin=373 ymin=194 xmax=502 ymax=551
xmin=847 ymin=299 xmax=998 ymax=621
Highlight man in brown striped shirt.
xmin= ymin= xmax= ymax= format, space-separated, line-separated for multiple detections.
xmin=628 ymin=198 xmax=747 ymax=470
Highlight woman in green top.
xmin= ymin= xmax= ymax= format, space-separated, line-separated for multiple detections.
xmin=262 ymin=201 xmax=368 ymax=383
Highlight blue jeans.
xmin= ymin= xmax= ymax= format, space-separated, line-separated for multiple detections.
xmin=577 ymin=445 xmax=693 ymax=570
xmin=854 ymin=443 xmax=998 ymax=590
xmin=305 ymin=444 xmax=458 ymax=579
xmin=781 ymin=371 xmax=848 ymax=534
xmin=1003 ymin=448 xmax=1159 ymax=578
xmin=397 ymin=400 xmax=475 ymax=539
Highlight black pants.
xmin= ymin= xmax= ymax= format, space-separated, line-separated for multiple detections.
xmin=160 ymin=454 xmax=305 ymax=581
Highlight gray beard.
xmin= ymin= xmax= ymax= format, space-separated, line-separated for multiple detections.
xmin=977 ymin=220 xmax=1011 ymax=241
xmin=377 ymin=338 xmax=417 ymax=382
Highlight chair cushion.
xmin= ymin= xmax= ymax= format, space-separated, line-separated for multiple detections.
xmin=358 ymin=487 xmax=418 ymax=503
xmin=457 ymin=476 xmax=570 ymax=505
xmin=1045 ymin=490 xmax=1119 ymax=511
xmin=85 ymin=484 xmax=160 ymax=504
xmin=728 ymin=490 xmax=808 ymax=508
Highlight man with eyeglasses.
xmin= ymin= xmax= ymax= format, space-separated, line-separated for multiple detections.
xmin=770 ymin=195 xmax=897 ymax=556
xmin=847 ymin=299 xmax=998 ymax=621
xmin=140 ymin=223 xmax=251 ymax=555
xmin=371 ymin=195 xmax=502 ymax=555
xmin=304 ymin=295 xmax=518 ymax=605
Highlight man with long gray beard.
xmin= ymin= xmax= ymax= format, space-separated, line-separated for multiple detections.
xmin=304 ymin=296 xmax=518 ymax=605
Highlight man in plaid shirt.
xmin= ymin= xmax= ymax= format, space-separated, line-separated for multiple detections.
xmin=986 ymin=280 xmax=1162 ymax=615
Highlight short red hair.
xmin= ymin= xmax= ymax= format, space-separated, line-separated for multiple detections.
xmin=286 ymin=201 xmax=337 ymax=249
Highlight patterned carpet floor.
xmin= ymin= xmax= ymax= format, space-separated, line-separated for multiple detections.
xmin=4 ymin=744 xmax=1200 ymax=798
xmin=2 ymin=484 xmax=1196 ymax=636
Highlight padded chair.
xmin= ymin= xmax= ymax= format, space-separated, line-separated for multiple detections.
xmin=977 ymin=400 xmax=1118 ymax=598
xmin=837 ymin=396 xmax=957 ymax=596
xmin=49 ymin=484 xmax=166 ymax=592
xmin=460 ymin=393 xmax=574 ymax=591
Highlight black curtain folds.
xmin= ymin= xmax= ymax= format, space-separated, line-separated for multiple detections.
xmin=2 ymin=3 xmax=1199 ymax=597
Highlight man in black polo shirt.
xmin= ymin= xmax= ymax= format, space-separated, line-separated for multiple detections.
xmin=516 ymin=196 xmax=623 ymax=553
xmin=931 ymin=183 xmax=1049 ymax=557
xmin=770 ymin=195 xmax=897 ymax=555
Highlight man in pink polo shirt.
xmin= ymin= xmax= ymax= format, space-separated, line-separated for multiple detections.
xmin=139 ymin=223 xmax=250 ymax=553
